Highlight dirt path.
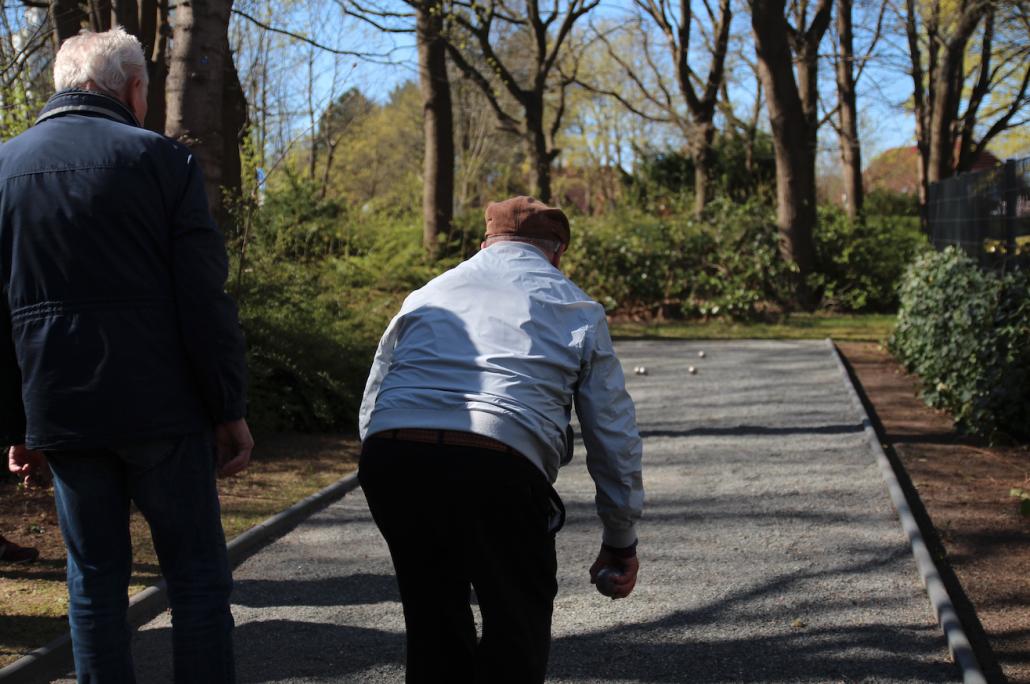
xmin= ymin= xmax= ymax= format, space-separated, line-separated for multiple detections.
xmin=839 ymin=342 xmax=1030 ymax=683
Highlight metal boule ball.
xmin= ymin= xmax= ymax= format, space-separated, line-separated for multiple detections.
xmin=638 ymin=366 xmax=647 ymax=375
xmin=698 ymin=350 xmax=706 ymax=358
xmin=688 ymin=366 xmax=697 ymax=375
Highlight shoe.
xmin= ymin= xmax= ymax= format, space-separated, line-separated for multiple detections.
xmin=0 ymin=535 xmax=39 ymax=563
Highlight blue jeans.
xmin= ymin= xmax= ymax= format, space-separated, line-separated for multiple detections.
xmin=47 ymin=432 xmax=235 ymax=683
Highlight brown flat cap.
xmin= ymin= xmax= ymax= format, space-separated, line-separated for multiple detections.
xmin=484 ymin=196 xmax=570 ymax=246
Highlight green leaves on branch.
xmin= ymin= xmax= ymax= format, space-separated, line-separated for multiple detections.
xmin=889 ymin=247 xmax=1030 ymax=442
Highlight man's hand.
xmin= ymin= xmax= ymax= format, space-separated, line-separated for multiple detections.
xmin=214 ymin=419 xmax=254 ymax=478
xmin=8 ymin=444 xmax=49 ymax=487
xmin=589 ymin=545 xmax=640 ymax=599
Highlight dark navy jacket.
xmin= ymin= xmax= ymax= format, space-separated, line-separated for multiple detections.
xmin=0 ymin=90 xmax=247 ymax=449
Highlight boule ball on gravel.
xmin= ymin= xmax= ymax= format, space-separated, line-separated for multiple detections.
xmin=688 ymin=366 xmax=697 ymax=375
xmin=698 ymin=350 xmax=706 ymax=358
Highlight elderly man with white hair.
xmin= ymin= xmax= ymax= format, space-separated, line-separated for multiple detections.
xmin=1 ymin=28 xmax=251 ymax=682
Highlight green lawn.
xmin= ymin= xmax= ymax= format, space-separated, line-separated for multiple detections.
xmin=610 ymin=313 xmax=896 ymax=343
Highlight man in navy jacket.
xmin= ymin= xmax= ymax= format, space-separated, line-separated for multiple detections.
xmin=1 ymin=28 xmax=251 ymax=682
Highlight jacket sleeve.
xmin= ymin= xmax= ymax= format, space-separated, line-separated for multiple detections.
xmin=0 ymin=297 xmax=26 ymax=445
xmin=574 ymin=318 xmax=644 ymax=548
xmin=358 ymin=312 xmax=404 ymax=440
xmin=170 ymin=153 xmax=248 ymax=423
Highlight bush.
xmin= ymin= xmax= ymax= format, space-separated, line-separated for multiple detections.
xmin=232 ymin=183 xmax=446 ymax=432
xmin=864 ymin=188 xmax=920 ymax=217
xmin=813 ymin=208 xmax=927 ymax=312
xmin=889 ymin=247 xmax=1030 ymax=441
xmin=625 ymin=133 xmax=776 ymax=213
xmin=564 ymin=199 xmax=788 ymax=319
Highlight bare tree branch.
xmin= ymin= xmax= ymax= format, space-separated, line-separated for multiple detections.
xmin=231 ymin=8 xmax=396 ymax=59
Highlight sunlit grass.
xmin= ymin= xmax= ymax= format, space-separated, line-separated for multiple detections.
xmin=611 ymin=313 xmax=896 ymax=343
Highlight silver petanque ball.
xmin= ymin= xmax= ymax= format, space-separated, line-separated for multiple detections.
xmin=688 ymin=366 xmax=697 ymax=375
xmin=698 ymin=350 xmax=706 ymax=358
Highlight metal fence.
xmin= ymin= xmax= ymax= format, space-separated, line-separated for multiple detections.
xmin=928 ymin=156 xmax=1030 ymax=271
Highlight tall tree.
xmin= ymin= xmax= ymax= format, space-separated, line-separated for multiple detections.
xmin=337 ymin=0 xmax=456 ymax=255
xmin=165 ymin=0 xmax=243 ymax=221
xmin=904 ymin=0 xmax=1030 ymax=218
xmin=582 ymin=0 xmax=732 ymax=216
xmin=442 ymin=0 xmax=598 ymax=204
xmin=829 ymin=0 xmax=884 ymax=219
xmin=416 ymin=1 xmax=454 ymax=256
xmin=750 ymin=0 xmax=833 ymax=311
xmin=832 ymin=0 xmax=861 ymax=219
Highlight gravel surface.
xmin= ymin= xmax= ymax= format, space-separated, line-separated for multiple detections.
xmin=65 ymin=340 xmax=956 ymax=683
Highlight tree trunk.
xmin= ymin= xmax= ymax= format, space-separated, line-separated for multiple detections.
xmin=165 ymin=0 xmax=234 ymax=223
xmin=49 ymin=0 xmax=86 ymax=47
xmin=221 ymin=39 xmax=247 ymax=211
xmin=89 ymin=0 xmax=112 ymax=31
xmin=523 ymin=93 xmax=553 ymax=204
xmin=417 ymin=0 xmax=455 ymax=258
xmin=835 ymin=0 xmax=863 ymax=219
xmin=113 ymin=0 xmax=139 ymax=35
xmin=752 ymin=0 xmax=822 ymax=311
xmin=142 ymin=0 xmax=169 ymax=134
xmin=692 ymin=121 xmax=715 ymax=217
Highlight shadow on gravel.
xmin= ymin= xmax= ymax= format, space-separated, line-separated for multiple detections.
xmin=639 ymin=424 xmax=866 ymax=438
xmin=232 ymin=574 xmax=399 ymax=607
xmin=132 ymin=619 xmax=404 ymax=682
xmin=549 ymin=622 xmax=951 ymax=682
xmin=549 ymin=545 xmax=956 ymax=682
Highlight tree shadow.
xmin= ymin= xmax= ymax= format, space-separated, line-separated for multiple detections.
xmin=550 ymin=555 xmax=958 ymax=682
xmin=130 ymin=619 xmax=405 ymax=683
xmin=232 ymin=574 xmax=399 ymax=608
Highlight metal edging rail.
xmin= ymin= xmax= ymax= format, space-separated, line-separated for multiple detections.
xmin=826 ymin=339 xmax=986 ymax=684
xmin=0 ymin=471 xmax=361 ymax=684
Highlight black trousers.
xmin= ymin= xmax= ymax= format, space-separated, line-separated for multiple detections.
xmin=359 ymin=437 xmax=558 ymax=684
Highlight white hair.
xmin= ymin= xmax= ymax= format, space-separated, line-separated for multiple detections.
xmin=53 ymin=27 xmax=147 ymax=96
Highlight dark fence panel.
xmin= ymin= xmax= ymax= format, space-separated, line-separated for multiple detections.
xmin=928 ymin=157 xmax=1030 ymax=271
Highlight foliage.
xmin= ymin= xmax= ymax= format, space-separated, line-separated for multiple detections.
xmin=813 ymin=208 xmax=927 ymax=311
xmin=564 ymin=198 xmax=925 ymax=320
xmin=625 ymin=132 xmax=776 ymax=213
xmin=231 ymin=177 xmax=443 ymax=432
xmin=564 ymin=199 xmax=788 ymax=319
xmin=864 ymin=188 xmax=920 ymax=217
xmin=889 ymin=247 xmax=1030 ymax=442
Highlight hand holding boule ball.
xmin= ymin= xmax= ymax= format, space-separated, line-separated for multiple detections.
xmin=595 ymin=566 xmax=623 ymax=597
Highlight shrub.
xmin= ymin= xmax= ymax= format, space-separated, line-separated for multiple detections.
xmin=864 ymin=188 xmax=920 ymax=217
xmin=563 ymin=199 xmax=788 ymax=319
xmin=232 ymin=185 xmax=444 ymax=432
xmin=889 ymin=247 xmax=1030 ymax=441
xmin=813 ymin=208 xmax=927 ymax=312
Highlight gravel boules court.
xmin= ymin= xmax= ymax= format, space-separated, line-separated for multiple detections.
xmin=83 ymin=340 xmax=958 ymax=682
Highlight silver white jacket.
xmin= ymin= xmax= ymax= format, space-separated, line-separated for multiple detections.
xmin=359 ymin=241 xmax=643 ymax=547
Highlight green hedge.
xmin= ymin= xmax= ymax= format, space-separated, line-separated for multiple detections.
xmin=230 ymin=180 xmax=931 ymax=432
xmin=889 ymin=247 xmax=1030 ymax=442
xmin=564 ymin=201 xmax=925 ymax=318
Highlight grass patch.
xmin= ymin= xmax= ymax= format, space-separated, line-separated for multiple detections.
xmin=0 ymin=432 xmax=359 ymax=667
xmin=611 ymin=313 xmax=896 ymax=343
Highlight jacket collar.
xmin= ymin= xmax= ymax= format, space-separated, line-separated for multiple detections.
xmin=35 ymin=89 xmax=141 ymax=128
